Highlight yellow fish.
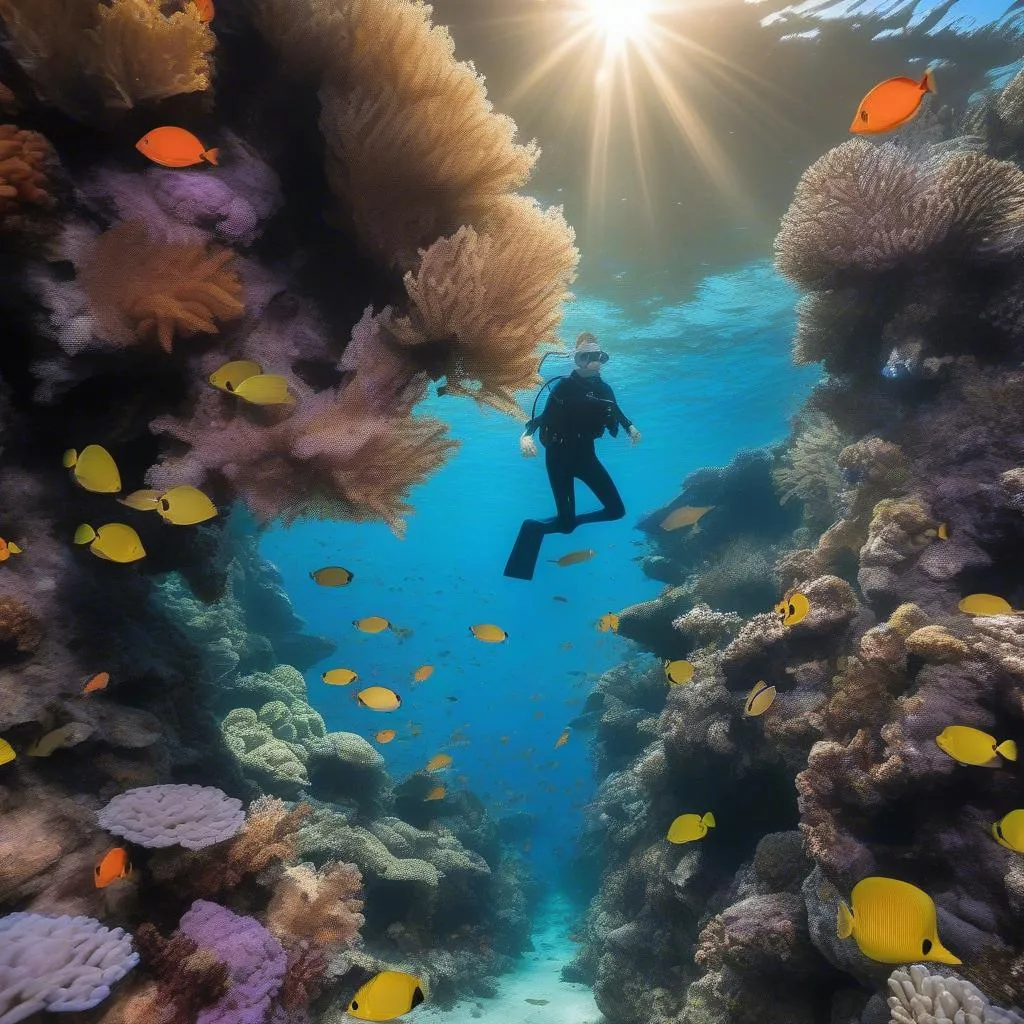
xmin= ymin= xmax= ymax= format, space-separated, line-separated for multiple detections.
xmin=744 ymin=680 xmax=777 ymax=717
xmin=310 ymin=566 xmax=354 ymax=587
xmin=355 ymin=686 xmax=401 ymax=711
xmin=0 ymin=537 xmax=22 ymax=562
xmin=555 ymin=728 xmax=570 ymax=749
xmin=470 ymin=623 xmax=507 ymax=643
xmin=993 ymin=809 xmax=1024 ymax=853
xmin=596 ymin=612 xmax=619 ymax=633
xmin=775 ymin=592 xmax=810 ymax=626
xmin=155 ymin=485 xmax=217 ymax=526
xmin=548 ymin=548 xmax=596 ymax=567
xmin=322 ymin=668 xmax=358 ymax=686
xmin=936 ymin=522 xmax=950 ymax=540
xmin=375 ymin=729 xmax=396 ymax=744
xmin=412 ymin=665 xmax=434 ymax=682
xmin=426 ymin=753 xmax=452 ymax=771
xmin=117 ymin=489 xmax=162 ymax=511
xmin=958 ymin=593 xmax=1013 ymax=616
xmin=209 ymin=359 xmax=262 ymax=393
xmin=74 ymin=523 xmax=146 ymax=563
xmin=64 ymin=445 xmax=121 ymax=493
xmin=424 ymin=785 xmax=446 ymax=801
xmin=664 ymin=660 xmax=695 ymax=686
xmin=660 ymin=505 xmax=714 ymax=532
xmin=935 ymin=725 xmax=1017 ymax=767
xmin=26 ymin=724 xmax=80 ymax=757
xmin=0 ymin=737 xmax=15 ymax=766
xmin=667 ymin=811 xmax=715 ymax=844
xmin=347 ymin=971 xmax=426 ymax=1022
xmin=837 ymin=876 xmax=960 ymax=964
xmin=354 ymin=616 xmax=391 ymax=634
xmin=233 ymin=374 xmax=293 ymax=405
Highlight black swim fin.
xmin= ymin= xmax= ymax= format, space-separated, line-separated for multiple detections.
xmin=504 ymin=520 xmax=545 ymax=580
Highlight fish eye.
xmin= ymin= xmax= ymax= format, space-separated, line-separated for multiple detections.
xmin=787 ymin=603 xmax=796 ymax=616
xmin=860 ymin=109 xmax=868 ymax=122
xmin=922 ymin=939 xmax=932 ymax=954
xmin=351 ymin=1002 xmax=359 ymax=1011
xmin=225 ymin=381 xmax=234 ymax=391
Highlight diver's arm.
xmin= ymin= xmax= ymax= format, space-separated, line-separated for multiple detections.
xmin=606 ymin=385 xmax=641 ymax=444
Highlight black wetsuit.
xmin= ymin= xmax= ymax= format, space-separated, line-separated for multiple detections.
xmin=504 ymin=370 xmax=633 ymax=579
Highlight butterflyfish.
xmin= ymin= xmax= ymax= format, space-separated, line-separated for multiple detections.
xmin=936 ymin=522 xmax=950 ymax=540
xmin=665 ymin=660 xmax=695 ymax=686
xmin=94 ymin=847 xmax=132 ymax=888
xmin=667 ymin=811 xmax=716 ymax=844
xmin=470 ymin=623 xmax=508 ymax=643
xmin=64 ymin=445 xmax=121 ymax=493
xmin=118 ymin=489 xmax=162 ymax=511
xmin=311 ymin=566 xmax=353 ymax=587
xmin=413 ymin=665 xmax=434 ymax=682
xmin=75 ymin=523 xmax=146 ymax=563
xmin=549 ymin=548 xmax=596 ymax=567
xmin=0 ymin=538 xmax=22 ymax=561
xmin=425 ymin=785 xmax=446 ymax=801
xmin=958 ymin=593 xmax=1013 ymax=616
xmin=596 ymin=612 xmax=619 ymax=633
xmin=155 ymin=485 xmax=217 ymax=525
xmin=555 ymin=729 xmax=570 ymax=749
xmin=992 ymin=809 xmax=1024 ymax=853
xmin=82 ymin=671 xmax=110 ymax=696
xmin=775 ymin=592 xmax=810 ymax=626
xmin=660 ymin=505 xmax=714 ymax=532
xmin=323 ymin=668 xmax=358 ymax=686
xmin=426 ymin=753 xmax=453 ymax=771
xmin=744 ymin=680 xmax=777 ymax=717
xmin=191 ymin=0 xmax=214 ymax=22
xmin=850 ymin=70 xmax=935 ymax=135
xmin=354 ymin=616 xmax=391 ymax=634
xmin=0 ymin=737 xmax=15 ymax=766
xmin=935 ymin=725 xmax=1017 ymax=767
xmin=136 ymin=127 xmax=219 ymax=168
xmin=233 ymin=374 xmax=293 ymax=405
xmin=26 ymin=724 xmax=82 ymax=757
xmin=356 ymin=686 xmax=401 ymax=711
xmin=375 ymin=729 xmax=397 ymax=744
xmin=347 ymin=970 xmax=426 ymax=1022
xmin=837 ymin=876 xmax=960 ymax=964
xmin=210 ymin=359 xmax=262 ymax=392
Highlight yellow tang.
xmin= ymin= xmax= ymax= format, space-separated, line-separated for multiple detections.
xmin=75 ymin=523 xmax=146 ymax=563
xmin=347 ymin=971 xmax=426 ymax=1022
xmin=233 ymin=374 xmax=294 ymax=405
xmin=156 ymin=485 xmax=217 ymax=526
xmin=412 ymin=665 xmax=434 ymax=682
xmin=936 ymin=522 xmax=950 ymax=540
xmin=424 ymin=785 xmax=446 ymax=801
xmin=470 ymin=623 xmax=508 ymax=643
xmin=992 ymin=809 xmax=1024 ymax=853
xmin=322 ymin=668 xmax=358 ymax=686
xmin=958 ymin=593 xmax=1013 ymax=616
xmin=64 ymin=444 xmax=121 ymax=493
xmin=775 ymin=592 xmax=810 ymax=626
xmin=118 ymin=489 xmax=162 ymax=511
xmin=667 ymin=811 xmax=716 ymax=844
xmin=426 ymin=753 xmax=452 ymax=771
xmin=660 ymin=505 xmax=714 ymax=532
xmin=0 ymin=737 xmax=15 ymax=766
xmin=665 ymin=660 xmax=695 ymax=686
xmin=555 ymin=728 xmax=570 ymax=749
xmin=26 ymin=724 xmax=80 ymax=757
xmin=935 ymin=725 xmax=1017 ymax=767
xmin=596 ymin=612 xmax=619 ymax=633
xmin=356 ymin=686 xmax=401 ymax=711
xmin=548 ymin=548 xmax=596 ymax=567
xmin=354 ymin=616 xmax=391 ymax=634
xmin=209 ymin=359 xmax=262 ymax=393
xmin=744 ymin=680 xmax=777 ymax=717
xmin=837 ymin=876 xmax=960 ymax=964
xmin=311 ymin=566 xmax=354 ymax=587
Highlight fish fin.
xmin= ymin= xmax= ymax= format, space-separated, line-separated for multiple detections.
xmin=8 ymin=542 xmax=21 ymax=554
xmin=997 ymin=739 xmax=1018 ymax=761
xmin=702 ymin=812 xmax=716 ymax=828
xmin=836 ymin=900 xmax=854 ymax=940
xmin=204 ymin=147 xmax=220 ymax=165
xmin=923 ymin=68 xmax=937 ymax=94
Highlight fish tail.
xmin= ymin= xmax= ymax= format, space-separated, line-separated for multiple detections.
xmin=922 ymin=68 xmax=937 ymax=94
xmin=692 ymin=521 xmax=701 ymax=535
xmin=836 ymin=900 xmax=854 ymax=940
xmin=997 ymin=739 xmax=1018 ymax=761
xmin=203 ymin=147 xmax=220 ymax=165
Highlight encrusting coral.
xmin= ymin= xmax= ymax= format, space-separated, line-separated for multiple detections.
xmin=0 ymin=125 xmax=57 ymax=229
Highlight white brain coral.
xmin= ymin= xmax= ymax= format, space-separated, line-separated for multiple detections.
xmin=888 ymin=964 xmax=1024 ymax=1024
xmin=97 ymin=782 xmax=245 ymax=849
xmin=0 ymin=912 xmax=139 ymax=1023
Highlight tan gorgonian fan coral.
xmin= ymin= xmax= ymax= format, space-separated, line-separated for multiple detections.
xmin=0 ymin=125 xmax=57 ymax=227
xmin=0 ymin=0 xmax=213 ymax=121
xmin=266 ymin=861 xmax=364 ymax=948
xmin=79 ymin=221 xmax=244 ymax=353
xmin=388 ymin=194 xmax=579 ymax=413
xmin=772 ymin=409 xmax=848 ymax=531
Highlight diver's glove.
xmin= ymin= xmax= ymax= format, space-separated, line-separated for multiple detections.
xmin=628 ymin=425 xmax=642 ymax=445
xmin=520 ymin=434 xmax=538 ymax=458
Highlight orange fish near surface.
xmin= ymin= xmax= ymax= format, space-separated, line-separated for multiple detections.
xmin=136 ymin=127 xmax=219 ymax=168
xmin=850 ymin=70 xmax=935 ymax=135
xmin=94 ymin=847 xmax=132 ymax=888
xmin=0 ymin=537 xmax=22 ymax=562
xmin=191 ymin=0 xmax=214 ymax=21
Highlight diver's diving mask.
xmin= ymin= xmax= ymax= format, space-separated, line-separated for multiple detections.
xmin=575 ymin=350 xmax=609 ymax=365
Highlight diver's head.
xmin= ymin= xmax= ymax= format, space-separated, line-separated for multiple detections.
xmin=574 ymin=332 xmax=608 ymax=378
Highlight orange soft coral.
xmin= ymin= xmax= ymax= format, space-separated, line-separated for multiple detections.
xmin=265 ymin=861 xmax=364 ymax=949
xmin=0 ymin=124 xmax=56 ymax=226
xmin=79 ymin=221 xmax=244 ymax=353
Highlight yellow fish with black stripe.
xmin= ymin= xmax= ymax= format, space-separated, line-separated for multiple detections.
xmin=347 ymin=971 xmax=426 ymax=1021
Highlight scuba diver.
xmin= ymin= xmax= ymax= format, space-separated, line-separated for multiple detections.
xmin=504 ymin=333 xmax=641 ymax=580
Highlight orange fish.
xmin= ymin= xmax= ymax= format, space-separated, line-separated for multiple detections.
xmin=850 ymin=70 xmax=935 ymax=135
xmin=0 ymin=538 xmax=22 ymax=562
xmin=136 ymin=127 xmax=219 ymax=168
xmin=375 ymin=729 xmax=396 ymax=744
xmin=425 ymin=785 xmax=446 ymax=801
xmin=555 ymin=729 xmax=570 ymax=749
xmin=426 ymin=753 xmax=452 ymax=771
xmin=94 ymin=847 xmax=132 ymax=888
xmin=81 ymin=671 xmax=110 ymax=696
xmin=191 ymin=0 xmax=214 ymax=21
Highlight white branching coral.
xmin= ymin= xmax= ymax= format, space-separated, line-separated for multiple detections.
xmin=98 ymin=784 xmax=245 ymax=849
xmin=887 ymin=964 xmax=1024 ymax=1024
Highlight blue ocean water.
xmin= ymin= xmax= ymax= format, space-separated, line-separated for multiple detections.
xmin=261 ymin=259 xmax=819 ymax=880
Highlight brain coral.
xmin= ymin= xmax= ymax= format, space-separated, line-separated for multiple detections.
xmin=97 ymin=783 xmax=245 ymax=849
xmin=0 ymin=912 xmax=139 ymax=1022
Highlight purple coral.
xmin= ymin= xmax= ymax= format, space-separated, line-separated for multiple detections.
xmin=177 ymin=901 xmax=286 ymax=1024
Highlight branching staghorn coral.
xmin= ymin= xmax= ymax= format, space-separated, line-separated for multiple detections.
xmin=0 ymin=125 xmax=57 ymax=228
xmin=78 ymin=221 xmax=244 ymax=353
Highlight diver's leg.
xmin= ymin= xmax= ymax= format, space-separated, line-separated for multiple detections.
xmin=572 ymin=450 xmax=625 ymax=526
xmin=503 ymin=447 xmax=575 ymax=580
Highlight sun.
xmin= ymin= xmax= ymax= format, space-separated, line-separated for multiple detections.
xmin=583 ymin=0 xmax=653 ymax=48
